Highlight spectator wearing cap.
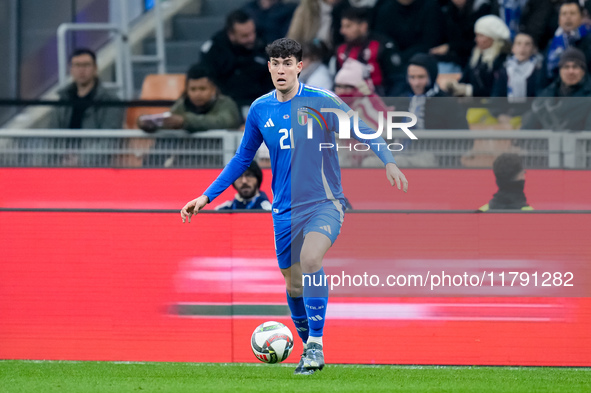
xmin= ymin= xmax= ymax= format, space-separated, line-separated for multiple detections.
xmin=334 ymin=58 xmax=391 ymax=131
xmin=446 ymin=15 xmax=511 ymax=97
xmin=400 ymin=53 xmax=469 ymax=130
xmin=333 ymin=58 xmax=393 ymax=167
xmin=544 ymin=0 xmax=591 ymax=87
xmin=479 ymin=153 xmax=532 ymax=211
xmin=137 ymin=64 xmax=242 ymax=133
xmin=430 ymin=0 xmax=493 ymax=73
xmin=215 ymin=161 xmax=272 ymax=210
xmin=521 ymin=47 xmax=591 ymax=131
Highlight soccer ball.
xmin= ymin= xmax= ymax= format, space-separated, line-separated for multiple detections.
xmin=251 ymin=321 xmax=294 ymax=363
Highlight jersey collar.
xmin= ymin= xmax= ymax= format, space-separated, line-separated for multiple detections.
xmin=273 ymin=82 xmax=304 ymax=102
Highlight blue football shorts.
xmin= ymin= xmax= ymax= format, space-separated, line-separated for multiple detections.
xmin=273 ymin=199 xmax=345 ymax=269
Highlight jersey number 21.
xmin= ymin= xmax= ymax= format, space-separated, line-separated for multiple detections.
xmin=279 ymin=128 xmax=294 ymax=150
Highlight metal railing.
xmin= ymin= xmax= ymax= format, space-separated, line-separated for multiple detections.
xmin=57 ymin=0 xmax=167 ymax=99
xmin=336 ymin=130 xmax=561 ymax=169
xmin=1 ymin=129 xmax=589 ymax=169
xmin=0 ymin=129 xmax=241 ymax=168
xmin=562 ymin=132 xmax=591 ymax=169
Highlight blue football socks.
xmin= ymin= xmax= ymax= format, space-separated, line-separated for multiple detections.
xmin=303 ymin=267 xmax=328 ymax=338
xmin=286 ymin=291 xmax=309 ymax=344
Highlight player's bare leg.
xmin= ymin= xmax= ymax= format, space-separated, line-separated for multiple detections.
xmin=299 ymin=231 xmax=332 ymax=371
xmin=282 ymin=263 xmax=302 ymax=297
xmin=300 ymin=231 xmax=331 ymax=273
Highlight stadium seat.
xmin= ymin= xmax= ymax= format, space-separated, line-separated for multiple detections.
xmin=125 ymin=74 xmax=186 ymax=129
xmin=121 ymin=74 xmax=186 ymax=167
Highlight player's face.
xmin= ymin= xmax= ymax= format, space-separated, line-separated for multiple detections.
xmin=70 ymin=54 xmax=97 ymax=87
xmin=407 ymin=65 xmax=430 ymax=95
xmin=559 ymin=62 xmax=585 ymax=87
xmin=228 ymin=20 xmax=257 ymax=49
xmin=268 ymin=56 xmax=303 ymax=92
xmin=234 ymin=172 xmax=259 ymax=199
xmin=559 ymin=4 xmax=583 ymax=33
xmin=186 ymin=77 xmax=217 ymax=107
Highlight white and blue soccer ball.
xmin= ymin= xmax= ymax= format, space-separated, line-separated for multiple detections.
xmin=251 ymin=321 xmax=294 ymax=363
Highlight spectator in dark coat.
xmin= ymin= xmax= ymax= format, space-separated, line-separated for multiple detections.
xmin=492 ymin=33 xmax=542 ymax=99
xmin=201 ymin=10 xmax=273 ymax=107
xmin=478 ymin=153 xmax=532 ymax=211
xmin=49 ymin=48 xmax=124 ymax=130
xmin=491 ymin=32 xmax=543 ymax=123
xmin=335 ymin=6 xmax=402 ymax=93
xmin=522 ymin=47 xmax=591 ymax=131
xmin=399 ymin=53 xmax=469 ymax=130
xmin=430 ymin=0 xmax=494 ymax=73
xmin=241 ymin=0 xmax=297 ymax=45
xmin=544 ymin=0 xmax=591 ymax=87
xmin=446 ymin=15 xmax=511 ymax=97
xmin=371 ymin=0 xmax=444 ymax=95
xmin=492 ymin=0 xmax=555 ymax=51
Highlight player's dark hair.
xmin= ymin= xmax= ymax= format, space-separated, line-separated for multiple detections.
xmin=493 ymin=153 xmax=523 ymax=181
xmin=70 ymin=48 xmax=96 ymax=64
xmin=341 ymin=6 xmax=370 ymax=24
xmin=265 ymin=38 xmax=303 ymax=62
xmin=225 ymin=10 xmax=252 ymax=33
xmin=560 ymin=0 xmax=584 ymax=14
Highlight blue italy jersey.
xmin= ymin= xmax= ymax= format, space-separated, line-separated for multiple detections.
xmin=203 ymin=83 xmax=396 ymax=218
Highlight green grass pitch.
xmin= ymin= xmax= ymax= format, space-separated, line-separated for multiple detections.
xmin=1 ymin=361 xmax=590 ymax=392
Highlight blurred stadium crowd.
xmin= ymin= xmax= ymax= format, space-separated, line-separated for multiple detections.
xmin=4 ymin=0 xmax=591 ymax=170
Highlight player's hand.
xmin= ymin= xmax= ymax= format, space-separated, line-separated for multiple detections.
xmin=386 ymin=163 xmax=408 ymax=193
xmin=180 ymin=195 xmax=209 ymax=223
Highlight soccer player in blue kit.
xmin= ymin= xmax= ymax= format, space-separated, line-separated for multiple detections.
xmin=180 ymin=38 xmax=408 ymax=374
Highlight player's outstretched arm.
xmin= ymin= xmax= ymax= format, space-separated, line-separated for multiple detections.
xmin=386 ymin=163 xmax=408 ymax=193
xmin=180 ymin=195 xmax=210 ymax=223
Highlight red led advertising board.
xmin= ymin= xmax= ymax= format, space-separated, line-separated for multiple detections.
xmin=1 ymin=211 xmax=589 ymax=366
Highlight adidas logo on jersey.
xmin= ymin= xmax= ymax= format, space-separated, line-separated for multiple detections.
xmin=264 ymin=119 xmax=275 ymax=127
xmin=320 ymin=225 xmax=332 ymax=235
